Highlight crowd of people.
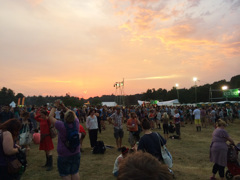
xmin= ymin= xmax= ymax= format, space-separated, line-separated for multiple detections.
xmin=0 ymin=102 xmax=239 ymax=180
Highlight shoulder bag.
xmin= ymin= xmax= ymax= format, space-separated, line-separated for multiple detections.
xmin=19 ymin=124 xmax=32 ymax=146
xmin=155 ymin=132 xmax=173 ymax=168
xmin=48 ymin=120 xmax=57 ymax=138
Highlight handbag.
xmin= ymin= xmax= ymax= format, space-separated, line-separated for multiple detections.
xmin=48 ymin=121 xmax=57 ymax=138
xmin=7 ymin=158 xmax=22 ymax=174
xmin=155 ymin=132 xmax=173 ymax=168
xmin=19 ymin=124 xmax=32 ymax=146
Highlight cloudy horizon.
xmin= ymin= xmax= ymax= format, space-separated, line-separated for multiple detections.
xmin=0 ymin=0 xmax=239 ymax=98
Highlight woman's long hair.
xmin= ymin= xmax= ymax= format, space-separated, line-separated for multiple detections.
xmin=0 ymin=118 xmax=22 ymax=139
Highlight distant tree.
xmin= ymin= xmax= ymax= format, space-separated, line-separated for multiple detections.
xmin=230 ymin=75 xmax=240 ymax=89
xmin=0 ymin=87 xmax=15 ymax=105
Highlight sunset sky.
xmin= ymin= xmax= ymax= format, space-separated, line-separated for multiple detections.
xmin=0 ymin=0 xmax=239 ymax=99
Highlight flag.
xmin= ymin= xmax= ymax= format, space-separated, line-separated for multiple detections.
xmin=22 ymin=97 xmax=25 ymax=105
xmin=17 ymin=98 xmax=21 ymax=106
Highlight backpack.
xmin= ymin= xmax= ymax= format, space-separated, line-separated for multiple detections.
xmin=93 ymin=141 xmax=106 ymax=154
xmin=64 ymin=121 xmax=80 ymax=152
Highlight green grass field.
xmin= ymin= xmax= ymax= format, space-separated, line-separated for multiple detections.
xmin=21 ymin=119 xmax=240 ymax=180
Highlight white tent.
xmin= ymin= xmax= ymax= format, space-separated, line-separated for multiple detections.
xmin=9 ymin=101 xmax=16 ymax=108
xmin=137 ymin=100 xmax=150 ymax=105
xmin=102 ymin=102 xmax=117 ymax=107
xmin=157 ymin=99 xmax=180 ymax=106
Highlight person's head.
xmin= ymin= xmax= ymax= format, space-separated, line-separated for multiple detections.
xmin=163 ymin=112 xmax=169 ymax=119
xmin=22 ymin=112 xmax=29 ymax=119
xmin=0 ymin=118 xmax=22 ymax=140
xmin=34 ymin=129 xmax=39 ymax=133
xmin=89 ymin=109 xmax=95 ymax=116
xmin=142 ymin=119 xmax=150 ymax=130
xmin=116 ymin=107 xmax=121 ymax=114
xmin=130 ymin=112 xmax=137 ymax=119
xmin=121 ymin=146 xmax=129 ymax=158
xmin=174 ymin=109 xmax=178 ymax=114
xmin=40 ymin=110 xmax=48 ymax=119
xmin=64 ymin=110 xmax=75 ymax=124
xmin=216 ymin=119 xmax=227 ymax=128
xmin=118 ymin=151 xmax=172 ymax=180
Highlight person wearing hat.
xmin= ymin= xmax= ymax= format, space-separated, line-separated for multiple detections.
xmin=112 ymin=146 xmax=129 ymax=177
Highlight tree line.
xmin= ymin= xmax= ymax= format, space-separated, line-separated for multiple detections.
xmin=0 ymin=75 xmax=239 ymax=107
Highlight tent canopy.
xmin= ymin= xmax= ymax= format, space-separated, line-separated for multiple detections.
xmin=137 ymin=100 xmax=150 ymax=105
xmin=9 ymin=101 xmax=16 ymax=108
xmin=102 ymin=102 xmax=117 ymax=107
xmin=157 ymin=99 xmax=179 ymax=106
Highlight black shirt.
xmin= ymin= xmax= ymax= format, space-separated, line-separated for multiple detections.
xmin=138 ymin=132 xmax=166 ymax=159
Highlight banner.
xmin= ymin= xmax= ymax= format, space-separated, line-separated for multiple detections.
xmin=22 ymin=97 xmax=25 ymax=105
xmin=223 ymin=89 xmax=239 ymax=98
xmin=18 ymin=98 xmax=21 ymax=106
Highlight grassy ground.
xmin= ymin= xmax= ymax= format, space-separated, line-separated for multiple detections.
xmin=21 ymin=119 xmax=240 ymax=180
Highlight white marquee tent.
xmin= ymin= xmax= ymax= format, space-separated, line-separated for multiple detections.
xmin=157 ymin=99 xmax=180 ymax=106
xmin=102 ymin=102 xmax=117 ymax=107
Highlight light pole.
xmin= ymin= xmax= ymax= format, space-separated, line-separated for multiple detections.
xmin=222 ymin=85 xmax=228 ymax=101
xmin=193 ymin=77 xmax=198 ymax=103
xmin=175 ymin=83 xmax=179 ymax=100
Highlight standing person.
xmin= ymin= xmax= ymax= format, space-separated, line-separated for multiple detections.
xmin=86 ymin=109 xmax=98 ymax=149
xmin=110 ymin=108 xmax=124 ymax=151
xmin=49 ymin=100 xmax=80 ymax=180
xmin=179 ymin=108 xmax=185 ymax=127
xmin=174 ymin=109 xmax=181 ymax=139
xmin=19 ymin=112 xmax=33 ymax=153
xmin=127 ymin=112 xmax=140 ymax=148
xmin=13 ymin=107 xmax=20 ymax=119
xmin=193 ymin=107 xmax=201 ymax=132
xmin=96 ymin=108 xmax=102 ymax=134
xmin=35 ymin=110 xmax=54 ymax=171
xmin=137 ymin=119 xmax=167 ymax=162
xmin=55 ymin=108 xmax=61 ymax=120
xmin=101 ymin=108 xmax=107 ymax=130
xmin=210 ymin=120 xmax=235 ymax=180
xmin=210 ymin=108 xmax=216 ymax=127
xmin=162 ymin=112 xmax=169 ymax=139
xmin=0 ymin=119 xmax=22 ymax=180
xmin=156 ymin=109 xmax=161 ymax=129
xmin=29 ymin=107 xmax=38 ymax=130
xmin=201 ymin=107 xmax=207 ymax=128
xmin=148 ymin=110 xmax=155 ymax=130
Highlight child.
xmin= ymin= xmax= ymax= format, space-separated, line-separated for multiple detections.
xmin=32 ymin=129 xmax=40 ymax=144
xmin=112 ymin=146 xmax=129 ymax=177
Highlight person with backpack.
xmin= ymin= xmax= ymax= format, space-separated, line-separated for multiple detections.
xmin=49 ymin=100 xmax=80 ymax=180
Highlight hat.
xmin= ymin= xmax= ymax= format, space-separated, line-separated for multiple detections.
xmin=121 ymin=146 xmax=129 ymax=155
